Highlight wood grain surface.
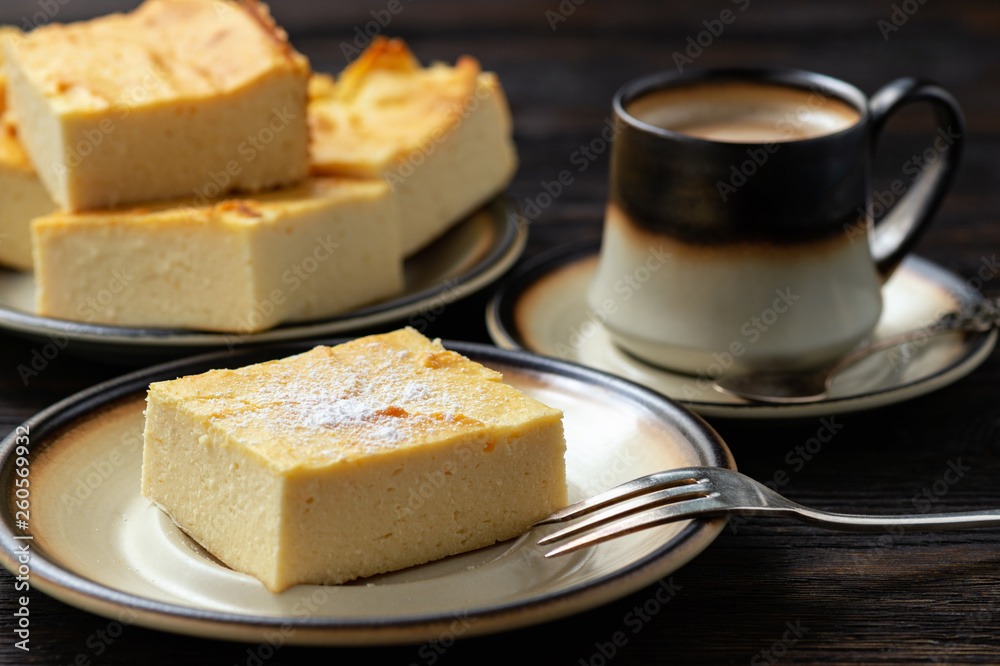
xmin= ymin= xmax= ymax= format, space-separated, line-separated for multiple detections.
xmin=1 ymin=0 xmax=1000 ymax=663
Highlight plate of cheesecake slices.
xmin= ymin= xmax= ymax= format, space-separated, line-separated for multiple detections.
xmin=0 ymin=1 xmax=524 ymax=360
xmin=0 ymin=196 xmax=525 ymax=361
xmin=0 ymin=334 xmax=734 ymax=645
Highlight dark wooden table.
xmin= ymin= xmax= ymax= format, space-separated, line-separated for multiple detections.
xmin=3 ymin=0 xmax=1000 ymax=663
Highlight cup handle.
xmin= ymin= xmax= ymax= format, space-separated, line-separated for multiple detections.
xmin=867 ymin=77 xmax=965 ymax=278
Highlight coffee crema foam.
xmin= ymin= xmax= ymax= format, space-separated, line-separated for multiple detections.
xmin=625 ymin=81 xmax=861 ymax=143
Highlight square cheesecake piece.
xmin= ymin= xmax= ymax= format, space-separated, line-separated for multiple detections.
xmin=141 ymin=327 xmax=568 ymax=592
xmin=309 ymin=38 xmax=518 ymax=256
xmin=31 ymin=178 xmax=401 ymax=332
xmin=3 ymin=0 xmax=311 ymax=211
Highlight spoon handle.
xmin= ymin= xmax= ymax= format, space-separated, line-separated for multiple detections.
xmin=825 ymin=297 xmax=1000 ymax=383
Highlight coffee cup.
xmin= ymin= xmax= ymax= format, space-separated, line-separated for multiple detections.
xmin=588 ymin=68 xmax=964 ymax=375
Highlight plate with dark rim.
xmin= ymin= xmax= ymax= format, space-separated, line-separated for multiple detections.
xmin=0 ymin=339 xmax=734 ymax=645
xmin=0 ymin=197 xmax=526 ymax=363
xmin=486 ymin=240 xmax=997 ymax=420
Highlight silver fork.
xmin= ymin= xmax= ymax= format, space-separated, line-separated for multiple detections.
xmin=535 ymin=467 xmax=1000 ymax=557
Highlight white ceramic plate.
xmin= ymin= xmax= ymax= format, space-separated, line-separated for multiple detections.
xmin=486 ymin=242 xmax=997 ymax=419
xmin=0 ymin=341 xmax=734 ymax=645
xmin=0 ymin=198 xmax=526 ymax=362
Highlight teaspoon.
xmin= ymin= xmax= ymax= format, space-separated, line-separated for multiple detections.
xmin=712 ymin=299 xmax=999 ymax=404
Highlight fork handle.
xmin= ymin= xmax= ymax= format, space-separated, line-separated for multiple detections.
xmin=752 ymin=506 xmax=1000 ymax=532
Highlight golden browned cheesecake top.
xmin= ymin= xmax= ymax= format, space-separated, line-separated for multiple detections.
xmin=146 ymin=328 xmax=562 ymax=470
xmin=309 ymin=37 xmax=494 ymax=176
xmin=3 ymin=0 xmax=310 ymax=113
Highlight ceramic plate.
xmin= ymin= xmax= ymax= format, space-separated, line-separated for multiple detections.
xmin=486 ymin=241 xmax=997 ymax=419
xmin=0 ymin=197 xmax=526 ymax=362
xmin=0 ymin=341 xmax=734 ymax=645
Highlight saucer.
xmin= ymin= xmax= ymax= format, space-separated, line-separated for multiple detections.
xmin=486 ymin=241 xmax=997 ymax=419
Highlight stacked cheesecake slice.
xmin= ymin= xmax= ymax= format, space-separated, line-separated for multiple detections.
xmin=309 ymin=38 xmax=517 ymax=256
xmin=0 ymin=0 xmax=517 ymax=333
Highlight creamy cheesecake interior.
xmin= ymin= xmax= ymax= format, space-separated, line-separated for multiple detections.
xmin=31 ymin=178 xmax=402 ymax=332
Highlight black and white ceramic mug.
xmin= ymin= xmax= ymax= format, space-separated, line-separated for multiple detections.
xmin=588 ymin=68 xmax=965 ymax=375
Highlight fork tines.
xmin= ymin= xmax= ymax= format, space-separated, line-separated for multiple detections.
xmin=535 ymin=468 xmax=724 ymax=557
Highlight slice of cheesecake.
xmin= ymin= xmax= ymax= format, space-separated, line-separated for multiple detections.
xmin=0 ymin=115 xmax=55 ymax=271
xmin=141 ymin=327 xmax=568 ymax=592
xmin=309 ymin=37 xmax=518 ymax=256
xmin=2 ymin=0 xmax=311 ymax=212
xmin=31 ymin=178 xmax=401 ymax=332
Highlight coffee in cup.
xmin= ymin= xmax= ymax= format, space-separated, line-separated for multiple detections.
xmin=625 ymin=80 xmax=860 ymax=143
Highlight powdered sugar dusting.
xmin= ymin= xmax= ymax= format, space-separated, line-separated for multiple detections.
xmin=306 ymin=397 xmax=381 ymax=429
xmin=207 ymin=337 xmax=485 ymax=462
xmin=401 ymin=382 xmax=432 ymax=403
